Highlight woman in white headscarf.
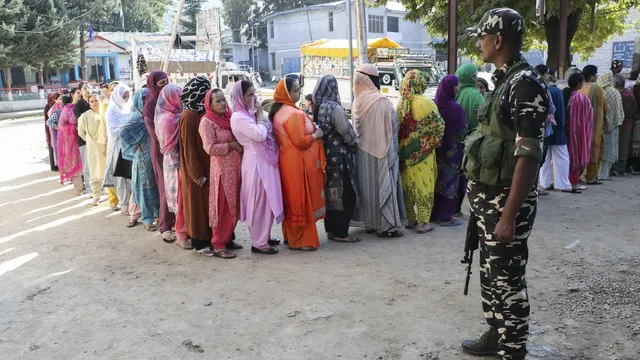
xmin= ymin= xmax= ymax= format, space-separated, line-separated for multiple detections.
xmin=596 ymin=70 xmax=624 ymax=180
xmin=102 ymin=83 xmax=135 ymax=216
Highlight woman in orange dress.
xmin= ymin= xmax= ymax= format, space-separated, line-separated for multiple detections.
xmin=270 ymin=78 xmax=326 ymax=251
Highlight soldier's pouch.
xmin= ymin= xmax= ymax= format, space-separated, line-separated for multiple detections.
xmin=476 ymin=101 xmax=491 ymax=125
xmin=478 ymin=136 xmax=503 ymax=185
xmin=462 ymin=130 xmax=484 ymax=179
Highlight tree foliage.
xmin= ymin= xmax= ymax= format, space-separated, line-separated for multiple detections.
xmin=182 ymin=0 xmax=206 ymax=35
xmin=221 ymin=0 xmax=254 ymax=43
xmin=93 ymin=0 xmax=172 ymax=32
xmin=392 ymin=0 xmax=635 ymax=68
xmin=0 ymin=0 xmax=26 ymax=69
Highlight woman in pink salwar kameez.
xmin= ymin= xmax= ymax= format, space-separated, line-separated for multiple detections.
xmin=230 ymin=81 xmax=284 ymax=255
xmin=57 ymin=91 xmax=84 ymax=193
xmin=199 ymin=88 xmax=243 ymax=258
xmin=563 ymin=73 xmax=594 ymax=190
xmin=155 ymin=84 xmax=191 ymax=250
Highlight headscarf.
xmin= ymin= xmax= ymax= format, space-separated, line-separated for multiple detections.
xmin=230 ymin=81 xmax=279 ymax=167
xmin=181 ymin=76 xmax=211 ymax=115
xmin=312 ymin=75 xmax=341 ymax=130
xmin=455 ymin=63 xmax=485 ymax=130
xmin=273 ymin=78 xmax=297 ymax=107
xmin=155 ymin=84 xmax=183 ymax=155
xmin=105 ymin=83 xmax=132 ymax=136
xmin=203 ymin=88 xmax=232 ymax=131
xmin=143 ymin=70 xmax=168 ymax=129
xmin=352 ymin=63 xmax=393 ymax=159
xmin=434 ymin=74 xmax=466 ymax=157
xmin=396 ymin=70 xmax=445 ymax=166
xmin=120 ymin=89 xmax=149 ymax=161
xmin=120 ymin=88 xmax=159 ymax=206
xmin=597 ymin=70 xmax=624 ymax=130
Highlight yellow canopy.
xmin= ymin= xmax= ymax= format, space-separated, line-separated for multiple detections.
xmin=300 ymin=37 xmax=403 ymax=58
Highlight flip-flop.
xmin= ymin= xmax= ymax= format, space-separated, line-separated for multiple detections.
xmin=377 ymin=230 xmax=404 ymax=238
xmin=329 ymin=236 xmax=363 ymax=243
xmin=162 ymin=231 xmax=176 ymax=243
xmin=586 ymin=180 xmax=603 ymax=185
xmin=440 ymin=219 xmax=464 ymax=227
xmin=126 ymin=219 xmax=138 ymax=228
xmin=212 ymin=249 xmax=236 ymax=259
xmin=226 ymin=241 xmax=243 ymax=250
xmin=175 ymin=239 xmax=193 ymax=250
xmin=561 ymin=189 xmax=582 ymax=194
xmin=144 ymin=224 xmax=158 ymax=232
xmin=415 ymin=224 xmax=435 ymax=233
xmin=197 ymin=247 xmax=215 ymax=257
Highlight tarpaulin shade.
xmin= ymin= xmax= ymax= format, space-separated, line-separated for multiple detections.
xmin=300 ymin=37 xmax=403 ymax=58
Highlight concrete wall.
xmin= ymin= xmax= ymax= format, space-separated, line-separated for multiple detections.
xmin=0 ymin=99 xmax=47 ymax=114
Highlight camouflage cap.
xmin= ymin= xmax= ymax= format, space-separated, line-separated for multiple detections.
xmin=466 ymin=8 xmax=525 ymax=37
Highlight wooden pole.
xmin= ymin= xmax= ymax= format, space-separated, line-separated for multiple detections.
xmin=559 ymin=0 xmax=568 ymax=78
xmin=354 ymin=0 xmax=368 ymax=64
xmin=346 ymin=0 xmax=355 ymax=105
xmin=447 ymin=0 xmax=458 ymax=74
xmin=163 ymin=0 xmax=186 ymax=73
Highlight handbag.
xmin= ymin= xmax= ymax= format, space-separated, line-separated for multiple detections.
xmin=113 ymin=149 xmax=132 ymax=180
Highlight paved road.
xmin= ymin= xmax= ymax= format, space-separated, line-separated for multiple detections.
xmin=1 ymin=117 xmax=639 ymax=360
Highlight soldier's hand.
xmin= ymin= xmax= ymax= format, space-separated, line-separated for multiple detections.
xmin=493 ymin=218 xmax=515 ymax=244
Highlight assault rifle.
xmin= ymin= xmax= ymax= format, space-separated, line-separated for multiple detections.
xmin=461 ymin=213 xmax=479 ymax=295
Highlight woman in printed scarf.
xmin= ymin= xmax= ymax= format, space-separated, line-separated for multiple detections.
xmin=312 ymin=75 xmax=360 ymax=243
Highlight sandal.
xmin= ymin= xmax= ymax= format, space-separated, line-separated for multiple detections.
xmin=162 ymin=231 xmax=176 ymax=243
xmin=121 ymin=210 xmax=130 ymax=216
xmin=416 ymin=224 xmax=436 ymax=232
xmin=586 ymin=180 xmax=603 ymax=185
xmin=330 ymin=235 xmax=362 ymax=243
xmin=377 ymin=230 xmax=404 ymax=238
xmin=440 ymin=219 xmax=463 ymax=227
xmin=212 ymin=249 xmax=236 ymax=259
xmin=576 ymin=185 xmax=588 ymax=191
xmin=197 ymin=247 xmax=215 ymax=257
xmin=561 ymin=189 xmax=582 ymax=194
xmin=144 ymin=224 xmax=157 ymax=232
xmin=251 ymin=246 xmax=279 ymax=254
xmin=110 ymin=205 xmax=120 ymax=212
xmin=126 ymin=219 xmax=138 ymax=228
xmin=288 ymin=246 xmax=317 ymax=251
xmin=405 ymin=221 xmax=418 ymax=229
xmin=175 ymin=239 xmax=193 ymax=250
xmin=267 ymin=238 xmax=281 ymax=246
xmin=226 ymin=241 xmax=243 ymax=250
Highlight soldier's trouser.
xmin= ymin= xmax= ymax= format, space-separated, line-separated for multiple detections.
xmin=467 ymin=181 xmax=536 ymax=359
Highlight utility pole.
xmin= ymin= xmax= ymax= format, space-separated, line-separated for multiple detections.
xmin=558 ymin=0 xmax=568 ymax=79
xmin=447 ymin=0 xmax=458 ymax=74
xmin=163 ymin=0 xmax=186 ymax=73
xmin=346 ymin=0 xmax=355 ymax=105
xmin=354 ymin=0 xmax=368 ymax=65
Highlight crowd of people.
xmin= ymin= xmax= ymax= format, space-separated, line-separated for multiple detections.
xmin=41 ymin=58 xmax=640 ymax=259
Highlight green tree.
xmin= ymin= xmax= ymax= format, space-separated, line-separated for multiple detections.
xmin=392 ymin=0 xmax=636 ymax=70
xmin=0 ymin=0 xmax=26 ymax=90
xmin=181 ymin=0 xmax=206 ymax=35
xmin=65 ymin=0 xmax=117 ymax=80
xmin=93 ymin=0 xmax=172 ymax=32
xmin=221 ymin=0 xmax=255 ymax=43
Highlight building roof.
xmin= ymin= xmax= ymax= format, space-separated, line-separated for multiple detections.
xmin=265 ymin=1 xmax=406 ymax=20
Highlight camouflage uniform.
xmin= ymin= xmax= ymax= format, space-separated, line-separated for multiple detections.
xmin=463 ymin=8 xmax=548 ymax=360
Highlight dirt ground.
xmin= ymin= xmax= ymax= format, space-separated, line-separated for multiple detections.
xmin=1 ymin=117 xmax=639 ymax=360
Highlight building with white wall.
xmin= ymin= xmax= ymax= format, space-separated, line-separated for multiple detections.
xmin=265 ymin=1 xmax=433 ymax=79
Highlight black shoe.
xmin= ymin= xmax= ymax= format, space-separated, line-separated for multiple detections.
xmin=268 ymin=238 xmax=281 ymax=246
xmin=251 ymin=246 xmax=279 ymax=255
xmin=461 ymin=327 xmax=499 ymax=356
xmin=508 ymin=349 xmax=527 ymax=360
xmin=226 ymin=241 xmax=243 ymax=250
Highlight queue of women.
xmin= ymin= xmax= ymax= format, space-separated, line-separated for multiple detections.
xmin=53 ymin=60 xmax=640 ymax=259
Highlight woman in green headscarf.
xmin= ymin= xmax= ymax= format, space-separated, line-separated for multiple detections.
xmin=455 ymin=63 xmax=485 ymax=131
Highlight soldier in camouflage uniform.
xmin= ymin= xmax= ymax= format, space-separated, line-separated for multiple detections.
xmin=460 ymin=8 xmax=548 ymax=360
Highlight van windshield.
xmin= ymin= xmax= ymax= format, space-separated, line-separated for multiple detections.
xmin=396 ymin=66 xmax=441 ymax=85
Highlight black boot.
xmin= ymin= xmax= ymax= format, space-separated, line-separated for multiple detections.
xmin=461 ymin=327 xmax=499 ymax=356
xmin=505 ymin=348 xmax=527 ymax=360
